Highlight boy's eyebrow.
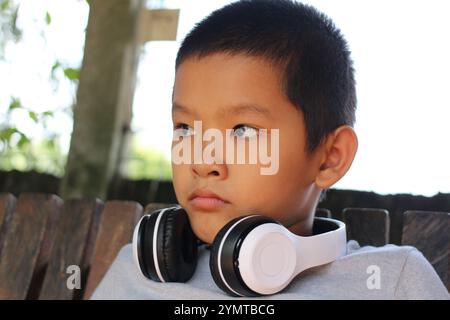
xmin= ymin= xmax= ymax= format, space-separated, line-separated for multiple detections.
xmin=172 ymin=102 xmax=194 ymax=116
xmin=172 ymin=102 xmax=273 ymax=119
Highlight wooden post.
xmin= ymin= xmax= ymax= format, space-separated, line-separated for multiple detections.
xmin=60 ymin=0 xmax=145 ymax=200
xmin=60 ymin=1 xmax=180 ymax=200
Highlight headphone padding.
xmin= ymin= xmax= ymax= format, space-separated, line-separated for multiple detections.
xmin=209 ymin=219 xmax=234 ymax=295
xmin=158 ymin=207 xmax=198 ymax=282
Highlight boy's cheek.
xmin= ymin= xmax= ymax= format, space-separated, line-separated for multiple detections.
xmin=171 ymin=165 xmax=190 ymax=202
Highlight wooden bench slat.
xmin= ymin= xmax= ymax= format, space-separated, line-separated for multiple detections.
xmin=83 ymin=200 xmax=143 ymax=299
xmin=401 ymin=210 xmax=450 ymax=291
xmin=0 ymin=193 xmax=62 ymax=299
xmin=38 ymin=199 xmax=104 ymax=300
xmin=0 ymin=193 xmax=17 ymax=257
xmin=342 ymin=208 xmax=390 ymax=247
xmin=144 ymin=203 xmax=177 ymax=214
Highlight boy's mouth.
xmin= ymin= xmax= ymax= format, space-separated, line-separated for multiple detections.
xmin=188 ymin=189 xmax=229 ymax=211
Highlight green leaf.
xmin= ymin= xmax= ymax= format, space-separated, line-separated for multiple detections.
xmin=63 ymin=68 xmax=80 ymax=80
xmin=51 ymin=61 xmax=61 ymax=73
xmin=0 ymin=127 xmax=18 ymax=141
xmin=44 ymin=137 xmax=56 ymax=150
xmin=43 ymin=111 xmax=53 ymax=117
xmin=45 ymin=11 xmax=51 ymax=25
xmin=17 ymin=133 xmax=30 ymax=148
xmin=11 ymin=5 xmax=22 ymax=40
xmin=28 ymin=111 xmax=39 ymax=123
xmin=8 ymin=97 xmax=21 ymax=111
xmin=0 ymin=0 xmax=10 ymax=11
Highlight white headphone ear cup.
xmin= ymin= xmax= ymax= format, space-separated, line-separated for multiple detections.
xmin=238 ymin=223 xmax=297 ymax=295
xmin=132 ymin=215 xmax=145 ymax=276
xmin=239 ymin=217 xmax=346 ymax=295
xmin=209 ymin=215 xmax=277 ymax=297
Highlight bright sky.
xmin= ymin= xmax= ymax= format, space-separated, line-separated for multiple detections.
xmin=1 ymin=0 xmax=450 ymax=197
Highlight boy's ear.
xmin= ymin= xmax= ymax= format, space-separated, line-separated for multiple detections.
xmin=315 ymin=125 xmax=358 ymax=189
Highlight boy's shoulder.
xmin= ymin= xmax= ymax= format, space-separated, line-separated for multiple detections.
xmin=306 ymin=240 xmax=449 ymax=299
xmin=341 ymin=240 xmax=425 ymax=281
xmin=345 ymin=239 xmax=416 ymax=261
xmin=343 ymin=239 xmax=438 ymax=278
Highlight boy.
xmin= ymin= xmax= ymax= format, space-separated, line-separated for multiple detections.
xmin=92 ymin=0 xmax=449 ymax=299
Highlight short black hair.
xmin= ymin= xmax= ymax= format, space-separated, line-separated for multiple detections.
xmin=175 ymin=0 xmax=356 ymax=153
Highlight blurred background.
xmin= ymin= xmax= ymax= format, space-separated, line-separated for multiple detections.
xmin=1 ymin=0 xmax=449 ymax=211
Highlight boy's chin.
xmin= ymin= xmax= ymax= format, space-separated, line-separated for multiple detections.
xmin=193 ymin=227 xmax=217 ymax=245
xmin=190 ymin=216 xmax=232 ymax=245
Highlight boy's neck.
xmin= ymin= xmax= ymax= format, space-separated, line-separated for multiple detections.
xmin=287 ymin=213 xmax=315 ymax=237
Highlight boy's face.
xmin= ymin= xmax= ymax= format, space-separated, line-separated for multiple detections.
xmin=172 ymin=53 xmax=323 ymax=244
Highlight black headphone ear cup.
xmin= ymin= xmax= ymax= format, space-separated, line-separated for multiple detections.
xmin=209 ymin=215 xmax=275 ymax=297
xmin=158 ymin=207 xmax=198 ymax=282
xmin=134 ymin=212 xmax=159 ymax=281
xmin=209 ymin=219 xmax=235 ymax=295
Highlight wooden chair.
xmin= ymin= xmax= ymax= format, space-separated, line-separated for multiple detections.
xmin=0 ymin=192 xmax=448 ymax=299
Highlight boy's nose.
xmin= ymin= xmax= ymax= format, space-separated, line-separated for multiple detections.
xmin=191 ymin=162 xmax=228 ymax=180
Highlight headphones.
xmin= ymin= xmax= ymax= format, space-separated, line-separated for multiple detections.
xmin=132 ymin=206 xmax=347 ymax=297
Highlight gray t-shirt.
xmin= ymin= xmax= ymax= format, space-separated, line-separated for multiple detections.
xmin=91 ymin=240 xmax=449 ymax=300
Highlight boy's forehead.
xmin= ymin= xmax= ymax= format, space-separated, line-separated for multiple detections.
xmin=172 ymin=100 xmax=274 ymax=120
xmin=172 ymin=53 xmax=288 ymax=118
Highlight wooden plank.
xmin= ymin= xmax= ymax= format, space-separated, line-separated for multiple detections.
xmin=144 ymin=202 xmax=177 ymax=215
xmin=401 ymin=210 xmax=450 ymax=291
xmin=330 ymin=208 xmax=344 ymax=222
xmin=83 ymin=201 xmax=143 ymax=299
xmin=388 ymin=208 xmax=404 ymax=246
xmin=0 ymin=193 xmax=17 ymax=257
xmin=315 ymin=208 xmax=331 ymax=218
xmin=0 ymin=193 xmax=62 ymax=299
xmin=38 ymin=199 xmax=104 ymax=300
xmin=342 ymin=208 xmax=390 ymax=247
xmin=138 ymin=9 xmax=180 ymax=43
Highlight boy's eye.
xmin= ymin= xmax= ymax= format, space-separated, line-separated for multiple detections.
xmin=231 ymin=124 xmax=259 ymax=138
xmin=173 ymin=123 xmax=194 ymax=138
